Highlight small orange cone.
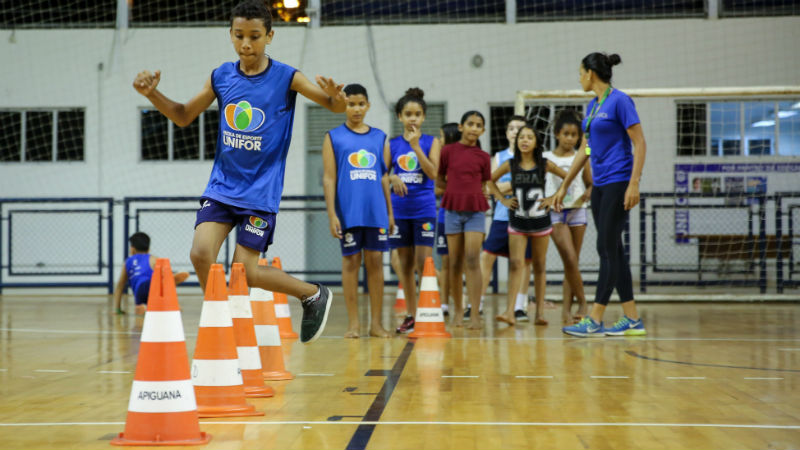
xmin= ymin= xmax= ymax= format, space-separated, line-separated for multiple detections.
xmin=408 ymin=257 xmax=451 ymax=338
xmin=191 ymin=264 xmax=263 ymax=418
xmin=112 ymin=258 xmax=210 ymax=446
xmin=270 ymin=257 xmax=298 ymax=340
xmin=251 ymin=259 xmax=294 ymax=380
xmin=394 ymin=283 xmax=407 ymax=311
xmin=228 ymin=263 xmax=275 ymax=398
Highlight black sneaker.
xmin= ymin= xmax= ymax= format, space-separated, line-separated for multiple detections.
xmin=300 ymin=284 xmax=332 ymax=344
xmin=396 ymin=315 xmax=415 ymax=334
xmin=514 ymin=309 xmax=529 ymax=322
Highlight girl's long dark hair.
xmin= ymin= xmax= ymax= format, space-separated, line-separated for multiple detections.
xmin=459 ymin=110 xmax=485 ymax=149
xmin=440 ymin=122 xmax=461 ymax=145
xmin=511 ymin=123 xmax=545 ymax=181
xmin=553 ymin=109 xmax=584 ymax=150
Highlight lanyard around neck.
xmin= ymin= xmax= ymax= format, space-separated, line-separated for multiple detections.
xmin=584 ymin=86 xmax=612 ymax=138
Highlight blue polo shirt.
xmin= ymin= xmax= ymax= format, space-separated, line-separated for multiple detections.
xmin=583 ymin=89 xmax=640 ymax=187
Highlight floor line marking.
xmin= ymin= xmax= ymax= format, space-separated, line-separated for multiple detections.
xmin=442 ymin=375 xmax=479 ymax=378
xmin=590 ymin=376 xmax=629 ymax=379
xmin=97 ymin=371 xmax=131 ymax=374
xmin=515 ymin=376 xmax=554 ymax=379
xmin=666 ymin=377 xmax=706 ymax=380
xmin=0 ymin=369 xmax=7 ymax=372
xmin=627 ymin=350 xmax=800 ymax=373
xmin=0 ymin=421 xmax=798 ymax=430
xmin=778 ymin=348 xmax=800 ymax=351
xmin=296 ymin=373 xmax=335 ymax=377
xmin=743 ymin=377 xmax=783 ymax=380
xmin=33 ymin=369 xmax=68 ymax=373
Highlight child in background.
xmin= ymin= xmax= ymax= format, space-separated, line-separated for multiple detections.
xmin=543 ymin=110 xmax=591 ymax=324
xmin=112 ymin=232 xmax=189 ymax=315
xmin=386 ymin=87 xmax=441 ymax=334
xmin=437 ymin=111 xmax=510 ymax=330
xmin=435 ymin=122 xmax=461 ymax=317
xmin=322 ymin=84 xmax=394 ymax=338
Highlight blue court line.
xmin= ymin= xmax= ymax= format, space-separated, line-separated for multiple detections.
xmin=626 ymin=350 xmax=800 ymax=373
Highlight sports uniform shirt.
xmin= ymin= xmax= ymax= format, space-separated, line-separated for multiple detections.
xmin=389 ymin=134 xmax=436 ymax=219
xmin=582 ymin=89 xmax=640 ymax=187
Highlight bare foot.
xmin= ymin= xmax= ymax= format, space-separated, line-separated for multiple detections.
xmin=173 ymin=271 xmax=190 ymax=285
xmin=452 ymin=317 xmax=464 ymax=327
xmin=467 ymin=320 xmax=483 ymax=330
xmin=534 ymin=316 xmax=548 ymax=326
xmin=544 ymin=301 xmax=557 ymax=310
xmin=369 ymin=327 xmax=392 ymax=338
xmin=495 ymin=313 xmax=515 ymax=326
xmin=344 ymin=329 xmax=360 ymax=339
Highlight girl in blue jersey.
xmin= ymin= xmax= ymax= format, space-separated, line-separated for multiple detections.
xmin=385 ymin=87 xmax=442 ymax=334
xmin=435 ymin=123 xmax=461 ymax=318
xmin=547 ymin=52 xmax=648 ymax=337
xmin=132 ymin=0 xmax=347 ymax=344
xmin=322 ymin=84 xmax=394 ymax=339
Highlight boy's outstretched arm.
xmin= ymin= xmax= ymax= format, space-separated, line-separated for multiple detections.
xmin=112 ymin=267 xmax=129 ymax=314
xmin=291 ymin=72 xmax=346 ymax=113
xmin=133 ymin=71 xmax=216 ymax=127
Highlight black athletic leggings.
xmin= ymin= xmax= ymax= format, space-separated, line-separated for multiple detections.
xmin=591 ymin=181 xmax=634 ymax=305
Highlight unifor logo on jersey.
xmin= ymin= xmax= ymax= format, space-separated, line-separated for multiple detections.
xmin=245 ymin=215 xmax=268 ymax=237
xmin=222 ymin=100 xmax=265 ymax=151
xmin=420 ymin=222 xmax=435 ymax=238
xmin=348 ymin=149 xmax=378 ymax=181
xmin=397 ymin=152 xmax=423 ymax=184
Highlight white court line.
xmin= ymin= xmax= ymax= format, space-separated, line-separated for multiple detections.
xmin=0 ymin=369 xmax=7 ymax=372
xmin=33 ymin=369 xmax=68 ymax=373
xmin=97 ymin=371 xmax=131 ymax=374
xmin=442 ymin=375 xmax=479 ymax=378
xmin=0 ymin=421 xmax=798 ymax=430
xmin=778 ymin=348 xmax=800 ymax=351
xmin=591 ymin=376 xmax=629 ymax=379
xmin=296 ymin=373 xmax=335 ymax=377
xmin=516 ymin=376 xmax=554 ymax=379
xmin=666 ymin=377 xmax=706 ymax=380
xmin=743 ymin=377 xmax=783 ymax=380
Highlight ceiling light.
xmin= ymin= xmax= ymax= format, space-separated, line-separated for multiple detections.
xmin=777 ymin=110 xmax=799 ymax=119
xmin=284 ymin=0 xmax=300 ymax=8
xmin=752 ymin=120 xmax=775 ymax=127
xmin=792 ymin=102 xmax=800 ymax=110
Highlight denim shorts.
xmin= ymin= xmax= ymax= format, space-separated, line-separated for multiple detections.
xmin=444 ymin=210 xmax=486 ymax=234
xmin=550 ymin=208 xmax=588 ymax=227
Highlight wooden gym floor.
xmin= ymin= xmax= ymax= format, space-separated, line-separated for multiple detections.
xmin=0 ymin=292 xmax=798 ymax=449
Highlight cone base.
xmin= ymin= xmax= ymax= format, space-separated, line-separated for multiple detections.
xmin=111 ymin=432 xmax=211 ymax=446
xmin=263 ymin=370 xmax=294 ymax=380
xmin=244 ymin=385 xmax=275 ymax=398
xmin=408 ymin=330 xmax=451 ymax=338
xmin=197 ymin=405 xmax=264 ymax=418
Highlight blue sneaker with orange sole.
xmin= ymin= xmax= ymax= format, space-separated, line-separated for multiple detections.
xmin=562 ymin=317 xmax=604 ymax=337
xmin=604 ymin=316 xmax=646 ymax=336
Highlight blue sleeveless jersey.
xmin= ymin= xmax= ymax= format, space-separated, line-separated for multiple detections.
xmin=329 ymin=124 xmax=389 ymax=230
xmin=389 ymin=134 xmax=436 ymax=219
xmin=492 ymin=148 xmax=514 ymax=221
xmin=202 ymin=59 xmax=298 ymax=212
xmin=125 ymin=254 xmax=153 ymax=295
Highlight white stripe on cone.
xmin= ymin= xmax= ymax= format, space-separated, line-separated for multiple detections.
xmin=420 ymin=276 xmax=438 ymax=292
xmin=198 ymin=301 xmax=234 ymax=328
xmin=236 ymin=346 xmax=261 ymax=370
xmin=191 ymin=359 xmax=243 ymax=386
xmin=416 ymin=307 xmax=444 ymax=323
xmin=250 ymin=287 xmax=273 ymax=301
xmin=141 ymin=311 xmax=186 ymax=343
xmin=128 ymin=379 xmax=197 ymax=413
xmin=254 ymin=324 xmax=281 ymax=347
xmin=396 ymin=288 xmax=405 ymax=300
xmin=274 ymin=303 xmax=290 ymax=318
xmin=229 ymin=295 xmax=253 ymax=319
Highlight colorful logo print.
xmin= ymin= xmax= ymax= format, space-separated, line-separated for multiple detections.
xmin=379 ymin=228 xmax=386 ymax=235
xmin=249 ymin=216 xmax=268 ymax=229
xmin=397 ymin=152 xmax=418 ymax=171
xmin=224 ymin=101 xmax=265 ymax=132
xmin=422 ymin=222 xmax=433 ymax=231
xmin=348 ymin=149 xmax=377 ymax=169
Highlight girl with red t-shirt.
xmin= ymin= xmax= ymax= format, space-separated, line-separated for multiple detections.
xmin=436 ymin=111 xmax=512 ymax=329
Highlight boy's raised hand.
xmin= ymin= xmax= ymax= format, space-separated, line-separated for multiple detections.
xmin=315 ymin=75 xmax=346 ymax=103
xmin=133 ymin=70 xmax=161 ymax=97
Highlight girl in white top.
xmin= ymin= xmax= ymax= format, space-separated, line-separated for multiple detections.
xmin=543 ymin=110 xmax=592 ymax=324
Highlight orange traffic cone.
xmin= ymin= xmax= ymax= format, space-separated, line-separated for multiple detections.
xmin=228 ymin=263 xmax=275 ymax=398
xmin=191 ymin=264 xmax=263 ymax=418
xmin=270 ymin=257 xmax=298 ymax=340
xmin=250 ymin=259 xmax=294 ymax=380
xmin=394 ymin=283 xmax=407 ymax=311
xmin=112 ymin=258 xmax=210 ymax=446
xmin=408 ymin=257 xmax=451 ymax=338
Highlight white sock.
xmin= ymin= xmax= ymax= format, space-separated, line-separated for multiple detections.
xmin=303 ymin=287 xmax=321 ymax=302
xmin=515 ymin=293 xmax=527 ymax=311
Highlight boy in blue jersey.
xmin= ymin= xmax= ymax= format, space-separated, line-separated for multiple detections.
xmin=112 ymin=232 xmax=189 ymax=315
xmin=133 ymin=0 xmax=346 ymax=343
xmin=322 ymin=84 xmax=394 ymax=338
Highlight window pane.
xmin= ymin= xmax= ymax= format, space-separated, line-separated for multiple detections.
xmin=0 ymin=111 xmax=21 ymax=162
xmin=519 ymin=0 xmax=705 ymax=21
xmin=57 ymin=109 xmax=85 ymax=161
xmin=203 ymin=110 xmax=220 ymax=160
xmin=676 ymin=103 xmax=707 ymax=156
xmin=0 ymin=0 xmax=116 ymax=27
xmin=141 ymin=110 xmax=168 ymax=160
xmin=489 ymin=106 xmax=515 ymax=155
xmin=709 ymin=102 xmax=740 ymax=157
xmin=321 ymin=0 xmax=505 ymax=25
xmin=743 ymin=102 xmax=774 ymax=156
xmin=721 ymin=0 xmax=800 ymax=17
xmin=777 ymin=100 xmax=800 ymax=156
xmin=173 ymin=119 xmax=200 ymax=160
xmin=25 ymin=111 xmax=53 ymax=161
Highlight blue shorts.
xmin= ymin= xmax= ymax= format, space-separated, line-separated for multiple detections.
xmin=340 ymin=227 xmax=389 ymax=256
xmin=195 ymin=198 xmax=277 ymax=253
xmin=389 ymin=218 xmax=436 ymax=249
xmin=444 ymin=210 xmax=485 ymax=235
xmin=134 ymin=279 xmax=151 ymax=306
xmin=435 ymin=221 xmax=448 ymax=255
xmin=483 ymin=219 xmax=533 ymax=259
xmin=550 ymin=208 xmax=588 ymax=227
